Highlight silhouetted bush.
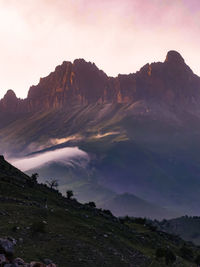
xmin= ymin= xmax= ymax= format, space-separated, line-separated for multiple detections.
xmin=103 ymin=209 xmax=113 ymax=216
xmin=86 ymin=202 xmax=96 ymax=208
xmin=66 ymin=190 xmax=73 ymax=200
xmin=27 ymin=173 xmax=39 ymax=187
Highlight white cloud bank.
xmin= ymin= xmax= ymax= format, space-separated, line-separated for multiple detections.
xmin=10 ymin=147 xmax=89 ymax=172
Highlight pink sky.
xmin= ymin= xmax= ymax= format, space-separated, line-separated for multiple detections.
xmin=0 ymin=0 xmax=200 ymax=98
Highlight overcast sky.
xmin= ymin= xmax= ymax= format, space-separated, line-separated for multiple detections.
xmin=0 ymin=0 xmax=200 ymax=98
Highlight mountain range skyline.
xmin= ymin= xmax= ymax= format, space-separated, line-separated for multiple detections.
xmin=0 ymin=50 xmax=196 ymax=103
xmin=1 ymin=0 xmax=200 ymax=100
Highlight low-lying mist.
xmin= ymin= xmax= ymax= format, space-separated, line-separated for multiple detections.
xmin=10 ymin=147 xmax=89 ymax=172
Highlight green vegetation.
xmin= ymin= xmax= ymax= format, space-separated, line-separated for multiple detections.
xmin=0 ymin=156 xmax=199 ymax=266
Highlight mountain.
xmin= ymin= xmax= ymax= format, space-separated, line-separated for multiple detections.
xmin=1 ymin=50 xmax=200 ymax=113
xmin=0 ymin=155 xmax=200 ymax=267
xmin=1 ymin=50 xmax=200 ymax=218
xmin=25 ymin=160 xmax=178 ymax=220
xmin=101 ymin=193 xmax=178 ymax=219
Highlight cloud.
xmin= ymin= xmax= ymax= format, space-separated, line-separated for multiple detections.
xmin=10 ymin=147 xmax=89 ymax=171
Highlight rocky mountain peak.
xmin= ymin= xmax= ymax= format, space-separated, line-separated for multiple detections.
xmin=0 ymin=89 xmax=21 ymax=112
xmin=165 ymin=50 xmax=185 ymax=65
xmin=3 ymin=89 xmax=17 ymax=101
xmin=0 ymin=51 xmax=199 ymax=113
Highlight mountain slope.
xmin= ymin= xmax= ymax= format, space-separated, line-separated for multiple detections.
xmin=1 ymin=51 xmax=200 ymax=218
xmin=26 ymin=160 xmax=177 ymax=220
xmin=0 ymin=156 xmax=199 ymax=266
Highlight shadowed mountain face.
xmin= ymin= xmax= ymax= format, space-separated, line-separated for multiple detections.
xmin=1 ymin=50 xmax=200 ymax=218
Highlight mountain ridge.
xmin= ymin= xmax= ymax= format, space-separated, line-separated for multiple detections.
xmin=1 ymin=50 xmax=199 ymax=113
xmin=1 ymin=50 xmax=200 ymax=219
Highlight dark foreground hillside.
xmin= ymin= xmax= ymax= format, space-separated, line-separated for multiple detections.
xmin=0 ymin=155 xmax=199 ymax=267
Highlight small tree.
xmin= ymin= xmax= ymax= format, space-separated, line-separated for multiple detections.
xmin=31 ymin=172 xmax=39 ymax=183
xmin=66 ymin=190 xmax=73 ymax=200
xmin=46 ymin=179 xmax=59 ymax=189
xmin=87 ymin=202 xmax=96 ymax=208
xmin=27 ymin=173 xmax=39 ymax=187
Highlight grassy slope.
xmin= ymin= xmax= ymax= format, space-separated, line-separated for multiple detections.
xmin=27 ymin=161 xmax=178 ymax=220
xmin=0 ymin=157 xmax=199 ymax=266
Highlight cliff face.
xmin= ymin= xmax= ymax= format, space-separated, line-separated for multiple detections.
xmin=1 ymin=50 xmax=200 ymax=113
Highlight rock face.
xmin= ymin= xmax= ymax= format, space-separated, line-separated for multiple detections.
xmin=1 ymin=50 xmax=200 ymax=113
xmin=0 ymin=237 xmax=57 ymax=266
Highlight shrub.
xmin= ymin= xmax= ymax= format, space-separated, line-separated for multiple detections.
xmin=102 ymin=209 xmax=113 ymax=216
xmin=66 ymin=190 xmax=73 ymax=200
xmin=27 ymin=173 xmax=39 ymax=187
xmin=86 ymin=202 xmax=96 ymax=208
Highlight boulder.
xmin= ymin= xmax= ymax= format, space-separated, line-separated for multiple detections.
xmin=0 ymin=253 xmax=6 ymax=264
xmin=0 ymin=238 xmax=16 ymax=254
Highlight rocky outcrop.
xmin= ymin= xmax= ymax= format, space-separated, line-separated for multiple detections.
xmin=0 ymin=237 xmax=56 ymax=266
xmin=1 ymin=50 xmax=200 ymax=113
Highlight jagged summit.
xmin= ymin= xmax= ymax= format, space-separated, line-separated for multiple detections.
xmin=0 ymin=51 xmax=199 ymax=113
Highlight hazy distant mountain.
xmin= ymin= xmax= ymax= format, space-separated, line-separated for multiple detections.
xmin=1 ymin=50 xmax=200 ymax=218
xmin=154 ymin=216 xmax=200 ymax=246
